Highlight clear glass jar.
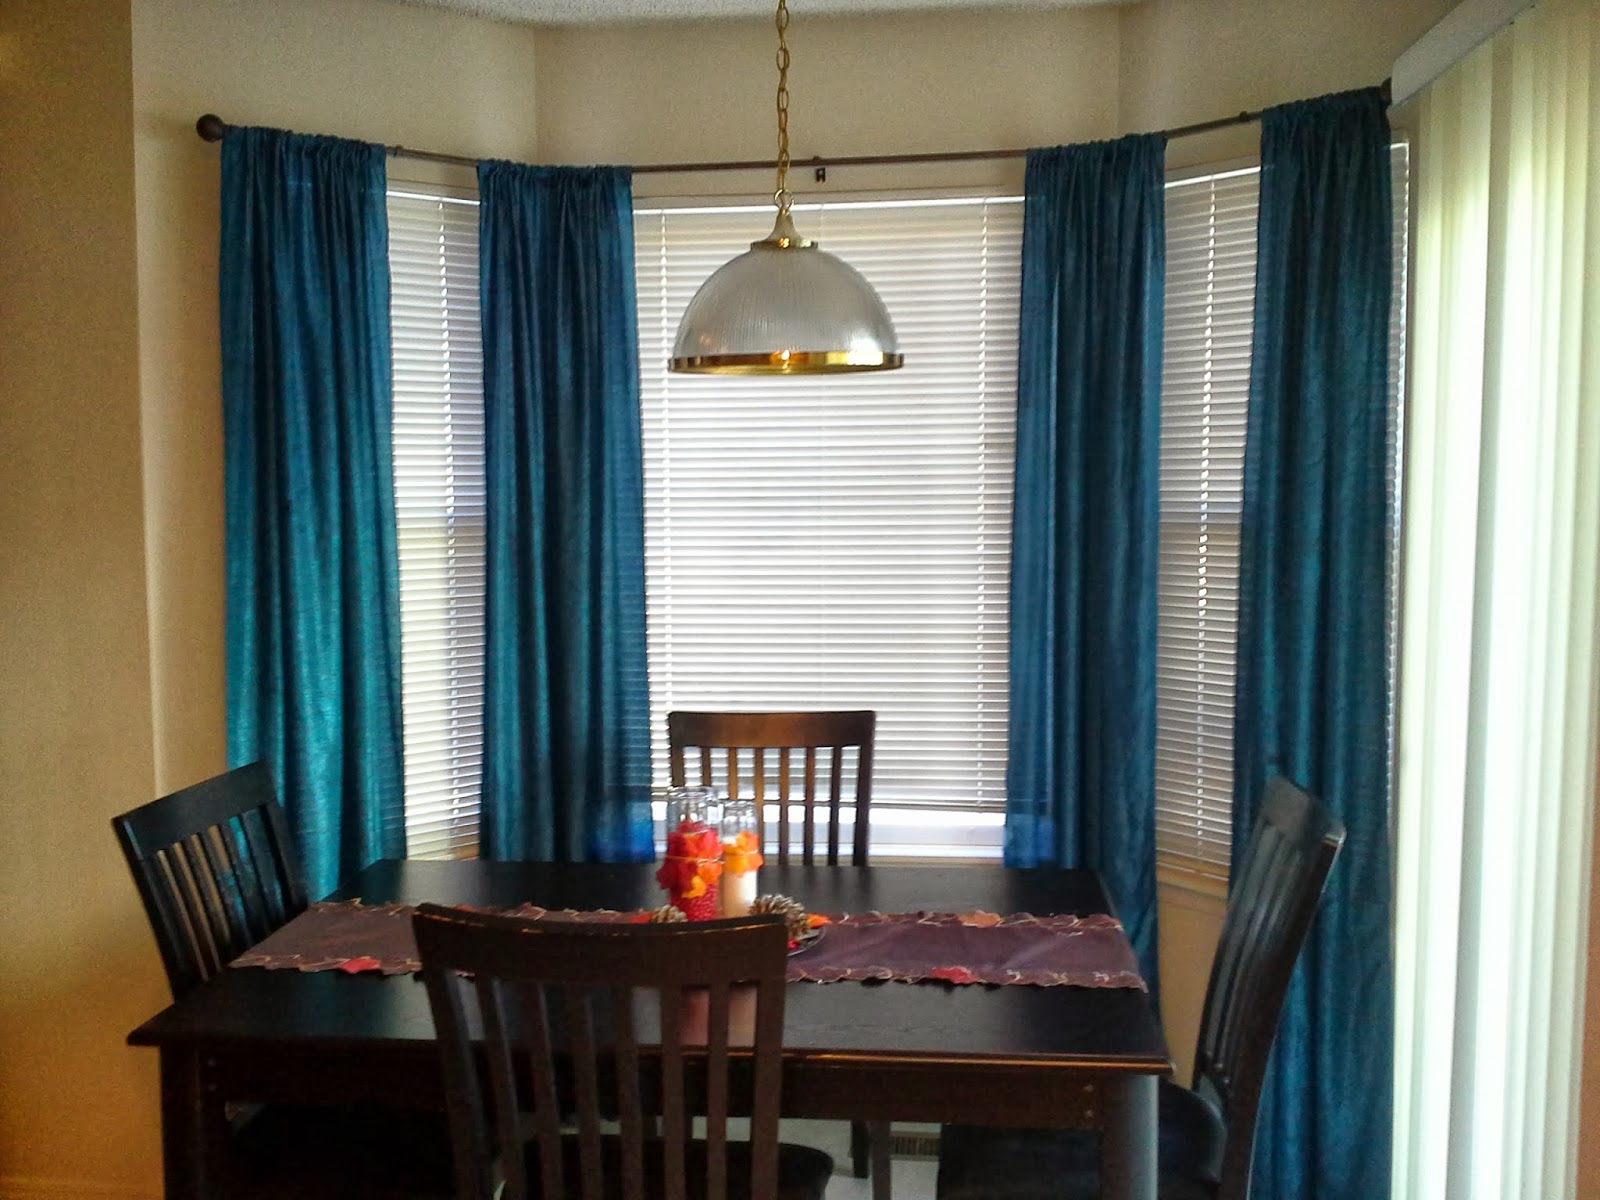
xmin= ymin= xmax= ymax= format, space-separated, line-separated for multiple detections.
xmin=664 ymin=785 xmax=719 ymax=833
xmin=657 ymin=787 xmax=722 ymax=919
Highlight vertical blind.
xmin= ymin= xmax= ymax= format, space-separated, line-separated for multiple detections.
xmin=387 ymin=189 xmax=487 ymax=859
xmin=634 ymin=197 xmax=1023 ymax=812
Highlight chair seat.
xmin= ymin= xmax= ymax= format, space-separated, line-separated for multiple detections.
xmin=229 ymin=1104 xmax=455 ymax=1199
xmin=523 ymin=1135 xmax=835 ymax=1200
xmin=937 ymin=1079 xmax=1224 ymax=1200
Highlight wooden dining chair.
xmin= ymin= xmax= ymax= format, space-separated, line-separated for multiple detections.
xmin=112 ymin=761 xmax=307 ymax=1000
xmin=668 ymin=710 xmax=876 ymax=867
xmin=413 ymin=904 xmax=835 ymax=1200
xmin=935 ymin=776 xmax=1346 ymax=1200
xmin=112 ymin=764 xmax=454 ymax=1199
xmin=669 ymin=708 xmax=887 ymax=1185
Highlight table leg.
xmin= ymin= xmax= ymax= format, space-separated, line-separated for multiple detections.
xmin=159 ymin=1047 xmax=222 ymax=1199
xmin=868 ymin=1120 xmax=892 ymax=1200
xmin=1100 ymin=1074 xmax=1157 ymax=1200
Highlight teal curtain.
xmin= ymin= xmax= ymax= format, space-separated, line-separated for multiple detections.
xmin=1004 ymin=134 xmax=1166 ymax=992
xmin=476 ymin=161 xmax=652 ymax=863
xmin=1233 ymin=88 xmax=1394 ymax=1200
xmin=220 ymin=127 xmax=406 ymax=900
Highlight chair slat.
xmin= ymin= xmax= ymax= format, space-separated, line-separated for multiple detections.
xmin=421 ymin=954 xmax=496 ymax=1200
xmin=565 ymin=984 xmax=607 ymax=1200
xmin=705 ymin=982 xmax=732 ymax=1200
xmin=778 ymin=749 xmax=792 ymax=859
xmin=519 ymin=980 xmax=564 ymax=1200
xmin=827 ymin=745 xmax=844 ymax=865
xmin=749 ymin=976 xmax=787 ymax=1198
xmin=172 ymin=836 xmax=225 ymax=978
xmin=660 ymin=982 xmax=688 ymax=1200
xmin=612 ymin=984 xmax=646 ymax=1199
xmin=213 ymin=816 xmax=270 ymax=944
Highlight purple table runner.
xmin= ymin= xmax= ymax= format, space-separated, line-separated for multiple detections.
xmin=231 ymin=901 xmax=1145 ymax=990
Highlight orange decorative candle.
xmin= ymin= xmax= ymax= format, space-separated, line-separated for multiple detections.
xmin=720 ymin=800 xmax=763 ymax=916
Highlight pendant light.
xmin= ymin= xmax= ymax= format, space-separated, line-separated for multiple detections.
xmin=669 ymin=0 xmax=903 ymax=375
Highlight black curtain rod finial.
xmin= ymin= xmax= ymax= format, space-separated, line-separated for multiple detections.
xmin=196 ymin=113 xmax=228 ymax=143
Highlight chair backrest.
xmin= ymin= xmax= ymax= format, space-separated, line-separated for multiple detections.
xmin=413 ymin=905 xmax=789 ymax=1200
xmin=1193 ymin=776 xmax=1345 ymax=1199
xmin=111 ymin=762 xmax=306 ymax=999
xmin=667 ymin=710 xmax=876 ymax=866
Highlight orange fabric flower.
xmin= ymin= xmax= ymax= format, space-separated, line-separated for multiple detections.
xmin=723 ymin=829 xmax=764 ymax=875
xmin=655 ymin=851 xmax=723 ymax=897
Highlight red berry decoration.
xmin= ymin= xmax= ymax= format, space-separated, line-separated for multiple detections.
xmin=679 ymin=885 xmax=720 ymax=922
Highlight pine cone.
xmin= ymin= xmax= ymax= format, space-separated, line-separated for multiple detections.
xmin=749 ymin=893 xmax=810 ymax=941
xmin=647 ymin=904 xmax=688 ymax=924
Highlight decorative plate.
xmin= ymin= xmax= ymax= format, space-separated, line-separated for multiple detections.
xmin=787 ymin=925 xmax=825 ymax=956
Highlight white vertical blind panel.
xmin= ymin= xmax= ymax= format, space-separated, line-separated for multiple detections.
xmin=1155 ymin=170 xmax=1258 ymax=875
xmin=635 ymin=197 xmax=1022 ymax=812
xmin=388 ymin=191 xmax=486 ymax=859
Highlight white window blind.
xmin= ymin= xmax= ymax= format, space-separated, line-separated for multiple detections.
xmin=387 ymin=189 xmax=486 ymax=859
xmin=1155 ymin=146 xmax=1410 ymax=877
xmin=1155 ymin=168 xmax=1258 ymax=876
xmin=634 ymin=197 xmax=1022 ymax=822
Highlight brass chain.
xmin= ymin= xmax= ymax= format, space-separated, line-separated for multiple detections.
xmin=774 ymin=0 xmax=791 ymax=213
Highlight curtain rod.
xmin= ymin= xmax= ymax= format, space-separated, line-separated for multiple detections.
xmin=194 ymin=81 xmax=1389 ymax=176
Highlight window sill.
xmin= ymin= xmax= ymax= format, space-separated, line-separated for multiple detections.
xmin=1156 ymin=860 xmax=1229 ymax=906
xmin=652 ymin=800 xmax=1004 ymax=861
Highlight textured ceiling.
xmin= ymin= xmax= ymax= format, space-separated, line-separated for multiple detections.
xmin=399 ymin=0 xmax=1131 ymax=27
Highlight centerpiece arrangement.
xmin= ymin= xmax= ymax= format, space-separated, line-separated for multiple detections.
xmin=651 ymin=789 xmax=827 ymax=948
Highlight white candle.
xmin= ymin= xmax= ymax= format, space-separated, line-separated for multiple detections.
xmin=723 ymin=868 xmax=758 ymax=917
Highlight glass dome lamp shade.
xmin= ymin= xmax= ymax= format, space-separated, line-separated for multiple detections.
xmin=667 ymin=0 xmax=903 ymax=376
xmin=670 ymin=210 xmax=903 ymax=375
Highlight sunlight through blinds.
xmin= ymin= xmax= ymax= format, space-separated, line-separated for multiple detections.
xmin=1155 ymin=168 xmax=1257 ymax=875
xmin=387 ymin=189 xmax=486 ymax=859
xmin=634 ymin=196 xmax=1022 ymax=815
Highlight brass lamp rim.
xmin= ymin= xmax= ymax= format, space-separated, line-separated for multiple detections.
xmin=669 ymin=350 xmax=906 ymax=375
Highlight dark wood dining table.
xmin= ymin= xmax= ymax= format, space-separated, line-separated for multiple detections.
xmin=128 ymin=858 xmax=1170 ymax=1199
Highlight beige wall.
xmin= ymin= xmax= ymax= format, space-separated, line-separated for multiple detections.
xmin=0 ymin=0 xmax=165 ymax=1194
xmin=536 ymin=7 xmax=1119 ymax=197
xmin=536 ymin=0 xmax=1452 ymax=190
xmin=133 ymin=0 xmax=543 ymax=797
xmin=1119 ymin=0 xmax=1453 ymax=167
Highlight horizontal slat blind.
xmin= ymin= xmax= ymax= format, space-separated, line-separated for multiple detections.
xmin=387 ymin=190 xmax=486 ymax=859
xmin=1155 ymin=169 xmax=1258 ymax=874
xmin=635 ymin=197 xmax=1022 ymax=812
xmin=1155 ymin=147 xmax=1408 ymax=877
